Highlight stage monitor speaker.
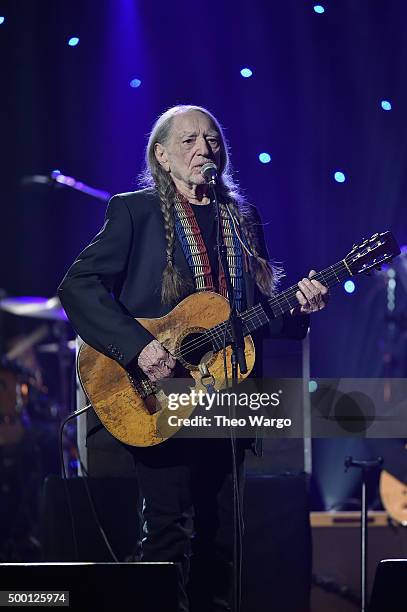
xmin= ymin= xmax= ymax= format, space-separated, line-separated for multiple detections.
xmin=41 ymin=475 xmax=141 ymax=562
xmin=0 ymin=562 xmax=178 ymax=612
xmin=368 ymin=559 xmax=407 ymax=612
xmin=42 ymin=474 xmax=311 ymax=611
xmin=242 ymin=473 xmax=311 ymax=612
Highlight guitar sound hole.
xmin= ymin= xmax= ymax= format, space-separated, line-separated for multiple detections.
xmin=179 ymin=332 xmax=214 ymax=368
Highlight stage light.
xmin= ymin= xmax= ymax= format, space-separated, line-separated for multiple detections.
xmin=0 ymin=16 xmax=5 ymax=25
xmin=381 ymin=100 xmax=392 ymax=111
xmin=334 ymin=171 xmax=346 ymax=183
xmin=68 ymin=37 xmax=79 ymax=47
xmin=259 ymin=152 xmax=271 ymax=164
xmin=344 ymin=280 xmax=355 ymax=294
xmin=240 ymin=68 xmax=253 ymax=78
xmin=130 ymin=78 xmax=142 ymax=88
xmin=51 ymin=169 xmax=61 ymax=178
xmin=309 ymin=380 xmax=318 ymax=393
xmin=313 ymin=5 xmax=325 ymax=13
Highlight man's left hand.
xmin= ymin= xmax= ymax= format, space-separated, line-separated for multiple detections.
xmin=292 ymin=269 xmax=329 ymax=315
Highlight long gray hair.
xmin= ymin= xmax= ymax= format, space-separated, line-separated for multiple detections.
xmin=139 ymin=105 xmax=282 ymax=305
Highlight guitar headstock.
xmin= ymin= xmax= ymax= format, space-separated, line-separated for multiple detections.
xmin=345 ymin=231 xmax=401 ymax=276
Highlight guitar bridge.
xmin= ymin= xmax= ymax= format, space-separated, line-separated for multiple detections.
xmin=127 ymin=372 xmax=157 ymax=399
xmin=127 ymin=372 xmax=160 ymax=415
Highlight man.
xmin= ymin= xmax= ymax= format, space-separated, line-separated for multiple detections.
xmin=58 ymin=105 xmax=328 ymax=612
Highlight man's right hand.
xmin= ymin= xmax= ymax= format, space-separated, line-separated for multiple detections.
xmin=137 ymin=339 xmax=177 ymax=381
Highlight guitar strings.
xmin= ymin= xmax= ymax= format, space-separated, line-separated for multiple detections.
xmin=172 ymin=264 xmax=347 ymax=360
xmin=170 ymin=262 xmax=348 ymax=361
xmin=174 ymin=265 xmax=347 ymax=360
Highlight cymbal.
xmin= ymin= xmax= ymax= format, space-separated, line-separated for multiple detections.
xmin=0 ymin=296 xmax=67 ymax=321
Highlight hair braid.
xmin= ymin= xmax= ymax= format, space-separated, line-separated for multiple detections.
xmin=156 ymin=180 xmax=193 ymax=305
xmin=225 ymin=197 xmax=284 ymax=297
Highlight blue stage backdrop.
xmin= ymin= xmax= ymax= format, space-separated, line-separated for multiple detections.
xmin=1 ymin=0 xmax=406 ymax=381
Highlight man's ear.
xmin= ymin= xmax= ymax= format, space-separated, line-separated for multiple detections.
xmin=154 ymin=143 xmax=170 ymax=171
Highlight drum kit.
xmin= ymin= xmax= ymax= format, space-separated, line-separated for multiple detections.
xmin=0 ymin=172 xmax=109 ymax=560
xmin=0 ymin=295 xmax=76 ymax=561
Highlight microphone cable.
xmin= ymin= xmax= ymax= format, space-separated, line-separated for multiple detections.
xmin=57 ymin=363 xmax=119 ymax=563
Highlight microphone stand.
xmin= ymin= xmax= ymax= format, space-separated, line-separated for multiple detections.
xmin=207 ymin=179 xmax=247 ymax=384
xmin=206 ymin=173 xmax=245 ymax=612
xmin=344 ymin=456 xmax=383 ymax=612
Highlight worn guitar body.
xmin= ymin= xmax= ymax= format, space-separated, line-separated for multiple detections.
xmin=77 ymin=231 xmax=400 ymax=448
xmin=77 ymin=292 xmax=255 ymax=447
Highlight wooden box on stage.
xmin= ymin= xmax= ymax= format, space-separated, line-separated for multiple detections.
xmin=311 ymin=511 xmax=407 ymax=612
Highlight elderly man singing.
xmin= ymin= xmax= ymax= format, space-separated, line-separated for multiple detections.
xmin=58 ymin=105 xmax=328 ymax=612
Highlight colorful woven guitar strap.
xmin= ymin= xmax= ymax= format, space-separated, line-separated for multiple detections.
xmin=174 ymin=194 xmax=244 ymax=311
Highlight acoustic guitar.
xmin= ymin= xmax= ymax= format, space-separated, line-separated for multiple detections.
xmin=380 ymin=465 xmax=407 ymax=525
xmin=77 ymin=231 xmax=400 ymax=447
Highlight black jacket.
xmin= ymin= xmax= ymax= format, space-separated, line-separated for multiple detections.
xmin=58 ymin=188 xmax=309 ymax=451
xmin=58 ymin=188 xmax=308 ymax=366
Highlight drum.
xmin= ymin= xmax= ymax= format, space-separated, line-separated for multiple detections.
xmin=0 ymin=363 xmax=26 ymax=447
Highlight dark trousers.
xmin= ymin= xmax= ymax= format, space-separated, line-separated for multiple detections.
xmin=130 ymin=438 xmax=245 ymax=612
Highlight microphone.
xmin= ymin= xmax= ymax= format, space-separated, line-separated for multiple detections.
xmin=200 ymin=162 xmax=218 ymax=185
xmin=21 ymin=172 xmax=111 ymax=202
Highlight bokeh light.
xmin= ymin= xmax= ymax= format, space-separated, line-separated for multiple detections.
xmin=344 ymin=280 xmax=355 ymax=293
xmin=258 ymin=152 xmax=271 ymax=164
xmin=334 ymin=171 xmax=346 ymax=183
xmin=309 ymin=380 xmax=318 ymax=393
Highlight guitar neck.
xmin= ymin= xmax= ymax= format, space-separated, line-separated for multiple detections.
xmin=207 ymin=259 xmax=351 ymax=349
xmin=267 ymin=259 xmax=350 ymax=319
